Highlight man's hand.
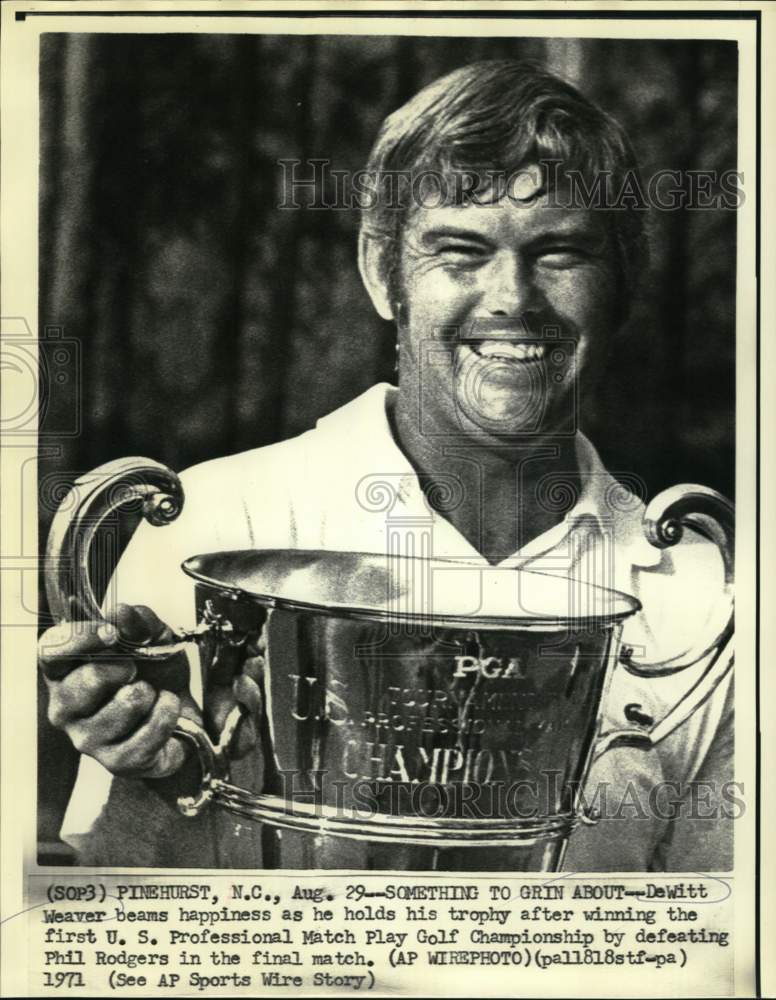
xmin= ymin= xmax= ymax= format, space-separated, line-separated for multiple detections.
xmin=39 ymin=604 xmax=199 ymax=779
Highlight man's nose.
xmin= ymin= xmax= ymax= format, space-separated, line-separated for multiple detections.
xmin=481 ymin=252 xmax=540 ymax=316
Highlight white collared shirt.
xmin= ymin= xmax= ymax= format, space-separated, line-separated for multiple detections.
xmin=63 ymin=384 xmax=734 ymax=869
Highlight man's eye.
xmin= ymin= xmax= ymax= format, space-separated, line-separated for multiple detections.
xmin=437 ymin=245 xmax=487 ymax=265
xmin=536 ymin=247 xmax=589 ymax=267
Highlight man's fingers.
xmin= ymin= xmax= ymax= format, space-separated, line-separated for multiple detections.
xmin=39 ymin=603 xmax=197 ymax=781
xmin=46 ymin=660 xmax=137 ymax=727
xmin=134 ymin=651 xmax=191 ymax=695
xmin=202 ymin=675 xmax=263 ymax=762
xmin=177 ymin=690 xmax=204 ymax=726
xmin=38 ymin=620 xmax=120 ymax=679
xmin=97 ymin=689 xmax=183 ymax=777
xmin=140 ymin=735 xmax=188 ymax=780
xmin=206 ymin=685 xmax=238 ymax=737
xmin=241 ymin=654 xmax=265 ymax=685
xmin=105 ymin=603 xmax=189 ymax=693
xmin=66 ymin=680 xmax=157 ymax=753
xmin=108 ymin=603 xmax=171 ymax=646
xmin=230 ymin=675 xmax=262 ymax=760
xmin=234 ymin=673 xmax=263 ymax=718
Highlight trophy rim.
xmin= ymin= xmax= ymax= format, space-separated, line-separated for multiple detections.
xmin=181 ymin=548 xmax=641 ymax=629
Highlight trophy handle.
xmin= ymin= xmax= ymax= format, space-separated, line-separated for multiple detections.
xmin=618 ymin=482 xmax=734 ymax=678
xmin=595 ymin=483 xmax=734 ymax=759
xmin=45 ymin=456 xmax=185 ymax=623
xmin=43 ymin=456 xmax=224 ymax=814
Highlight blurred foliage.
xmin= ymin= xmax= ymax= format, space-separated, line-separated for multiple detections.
xmin=40 ymin=33 xmax=736 ymax=501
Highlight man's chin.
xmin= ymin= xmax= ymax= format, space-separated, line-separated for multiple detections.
xmin=453 ymin=388 xmax=574 ymax=439
xmin=451 ymin=352 xmax=576 ymax=435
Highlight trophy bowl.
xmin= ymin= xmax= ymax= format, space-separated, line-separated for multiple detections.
xmin=181 ymin=548 xmax=638 ymax=871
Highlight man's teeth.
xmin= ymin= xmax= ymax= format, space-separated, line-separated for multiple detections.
xmin=474 ymin=342 xmax=546 ymax=361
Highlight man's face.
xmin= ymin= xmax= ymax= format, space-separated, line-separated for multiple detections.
xmin=395 ymin=173 xmax=618 ymax=441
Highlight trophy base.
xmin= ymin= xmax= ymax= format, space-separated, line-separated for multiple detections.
xmin=259 ymin=824 xmax=568 ymax=871
xmin=205 ymin=779 xmax=574 ymax=871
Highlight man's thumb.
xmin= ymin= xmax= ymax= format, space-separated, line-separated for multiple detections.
xmin=109 ymin=603 xmax=168 ymax=644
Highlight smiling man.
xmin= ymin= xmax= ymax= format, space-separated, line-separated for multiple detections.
xmin=363 ymin=180 xmax=618 ymax=563
xmin=355 ymin=60 xmax=644 ymax=566
xmin=40 ymin=60 xmax=734 ymax=871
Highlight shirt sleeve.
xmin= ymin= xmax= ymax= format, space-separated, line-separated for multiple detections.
xmin=651 ymin=667 xmax=735 ymax=872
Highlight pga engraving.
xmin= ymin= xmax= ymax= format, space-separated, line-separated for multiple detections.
xmin=452 ymin=654 xmax=527 ymax=680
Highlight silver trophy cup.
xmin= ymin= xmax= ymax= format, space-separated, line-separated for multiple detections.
xmin=44 ymin=458 xmax=734 ymax=871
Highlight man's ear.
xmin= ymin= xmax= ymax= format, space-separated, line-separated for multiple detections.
xmin=358 ymin=231 xmax=395 ymax=321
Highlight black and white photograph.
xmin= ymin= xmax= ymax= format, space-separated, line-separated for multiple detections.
xmin=2 ymin=2 xmax=772 ymax=996
xmin=33 ymin=27 xmax=743 ymax=876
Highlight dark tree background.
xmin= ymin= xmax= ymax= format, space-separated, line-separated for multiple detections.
xmin=37 ymin=33 xmax=737 ymax=855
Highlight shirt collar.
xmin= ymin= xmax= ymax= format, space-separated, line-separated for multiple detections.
xmin=569 ymin=434 xmax=660 ymax=567
xmin=316 ymin=382 xmax=661 ymax=569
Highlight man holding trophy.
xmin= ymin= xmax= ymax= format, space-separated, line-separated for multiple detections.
xmin=39 ymin=60 xmax=735 ymax=871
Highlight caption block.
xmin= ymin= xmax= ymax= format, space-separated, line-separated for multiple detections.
xmin=26 ymin=874 xmax=733 ymax=996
